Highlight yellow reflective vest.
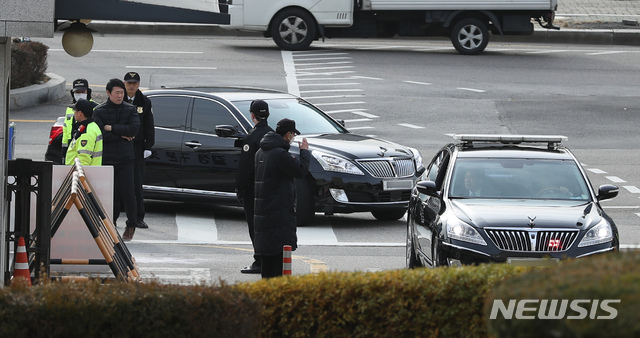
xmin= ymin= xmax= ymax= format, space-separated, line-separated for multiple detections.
xmin=65 ymin=121 xmax=103 ymax=166
xmin=62 ymin=100 xmax=98 ymax=161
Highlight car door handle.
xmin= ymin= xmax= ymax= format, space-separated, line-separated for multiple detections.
xmin=184 ymin=141 xmax=202 ymax=149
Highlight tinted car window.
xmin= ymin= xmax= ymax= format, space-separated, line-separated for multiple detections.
xmin=233 ymin=98 xmax=347 ymax=134
xmin=151 ymin=96 xmax=190 ymax=130
xmin=191 ymin=98 xmax=242 ymax=134
xmin=449 ymin=158 xmax=590 ymax=200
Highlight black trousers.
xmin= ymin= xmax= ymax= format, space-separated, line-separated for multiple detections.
xmin=243 ymin=188 xmax=260 ymax=265
xmin=109 ymin=158 xmax=137 ymax=227
xmin=261 ymin=253 xmax=284 ymax=279
xmin=133 ymin=153 xmax=146 ymax=222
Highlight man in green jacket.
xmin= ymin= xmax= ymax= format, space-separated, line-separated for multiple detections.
xmin=65 ymin=99 xmax=103 ymax=166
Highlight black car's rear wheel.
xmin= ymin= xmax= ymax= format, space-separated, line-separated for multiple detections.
xmin=371 ymin=208 xmax=406 ymax=221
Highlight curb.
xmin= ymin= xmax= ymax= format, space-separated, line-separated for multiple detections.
xmin=9 ymin=73 xmax=66 ymax=110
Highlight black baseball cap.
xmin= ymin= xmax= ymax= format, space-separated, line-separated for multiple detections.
xmin=249 ymin=99 xmax=269 ymax=118
xmin=124 ymin=72 xmax=141 ymax=83
xmin=70 ymin=99 xmax=94 ymax=115
xmin=72 ymin=78 xmax=89 ymax=92
xmin=276 ymin=118 xmax=300 ymax=135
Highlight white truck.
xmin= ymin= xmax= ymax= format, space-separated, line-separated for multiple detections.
xmin=220 ymin=0 xmax=559 ymax=54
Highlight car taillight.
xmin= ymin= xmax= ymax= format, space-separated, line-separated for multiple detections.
xmin=48 ymin=126 xmax=63 ymax=145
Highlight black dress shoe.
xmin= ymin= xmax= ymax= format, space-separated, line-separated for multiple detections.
xmin=137 ymin=220 xmax=149 ymax=229
xmin=240 ymin=263 xmax=261 ymax=274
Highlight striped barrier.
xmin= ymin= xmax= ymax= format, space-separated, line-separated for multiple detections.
xmin=48 ymin=159 xmax=141 ymax=283
xmin=283 ymin=245 xmax=292 ymax=276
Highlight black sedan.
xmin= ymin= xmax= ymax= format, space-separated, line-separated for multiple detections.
xmin=406 ymin=134 xmax=619 ymax=268
xmin=46 ymin=87 xmax=424 ymax=225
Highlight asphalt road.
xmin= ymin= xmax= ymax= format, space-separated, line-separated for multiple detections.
xmin=9 ymin=33 xmax=640 ymax=284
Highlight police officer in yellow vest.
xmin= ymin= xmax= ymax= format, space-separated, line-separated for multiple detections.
xmin=65 ymin=99 xmax=103 ymax=166
xmin=62 ymin=78 xmax=98 ymax=162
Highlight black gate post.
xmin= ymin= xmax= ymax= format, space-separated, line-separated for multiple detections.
xmin=5 ymin=159 xmax=53 ymax=285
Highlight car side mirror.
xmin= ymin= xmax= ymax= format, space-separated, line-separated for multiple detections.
xmin=415 ymin=180 xmax=438 ymax=197
xmin=337 ymin=119 xmax=345 ymax=127
xmin=597 ymin=184 xmax=619 ymax=201
xmin=215 ymin=125 xmax=240 ymax=138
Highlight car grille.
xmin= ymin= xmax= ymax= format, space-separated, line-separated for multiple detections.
xmin=356 ymin=158 xmax=415 ymax=178
xmin=485 ymin=229 xmax=579 ymax=252
xmin=345 ymin=190 xmax=411 ymax=203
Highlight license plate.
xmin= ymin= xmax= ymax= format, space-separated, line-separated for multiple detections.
xmin=383 ymin=180 xmax=413 ymax=191
xmin=507 ymin=258 xmax=559 ymax=267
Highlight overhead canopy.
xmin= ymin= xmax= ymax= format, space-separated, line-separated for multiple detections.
xmin=55 ymin=0 xmax=230 ymax=25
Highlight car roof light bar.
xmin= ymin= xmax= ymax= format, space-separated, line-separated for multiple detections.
xmin=452 ymin=134 xmax=568 ymax=148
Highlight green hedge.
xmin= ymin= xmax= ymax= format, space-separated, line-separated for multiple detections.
xmin=485 ymin=251 xmax=640 ymax=337
xmin=0 ymin=280 xmax=260 ymax=337
xmin=235 ymin=265 xmax=526 ymax=337
xmin=10 ymin=40 xmax=49 ymax=89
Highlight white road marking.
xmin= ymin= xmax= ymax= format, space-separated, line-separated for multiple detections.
xmin=606 ymin=176 xmax=626 ymax=183
xmin=296 ymin=62 xmax=353 ymax=66
xmin=344 ymin=118 xmax=372 ymax=123
xmin=298 ymin=82 xmax=361 ymax=86
xmin=125 ymin=66 xmax=216 ymax=69
xmin=299 ymin=89 xmax=363 ymax=94
xmin=587 ymin=168 xmax=607 ymax=174
xmin=297 ymin=226 xmax=338 ymax=245
xmin=296 ymin=66 xmax=355 ymax=71
xmin=352 ymin=111 xmax=379 ymax=118
xmin=624 ymin=186 xmax=640 ymax=193
xmin=404 ymin=81 xmax=433 ymax=86
xmin=176 ymin=214 xmax=218 ymax=243
xmin=139 ymin=268 xmax=212 ymax=285
xmin=398 ymin=123 xmax=425 ymax=129
xmin=587 ymin=51 xmax=626 ymax=56
xmin=50 ymin=49 xmax=202 ymax=54
xmin=282 ymin=50 xmax=299 ymax=96
xmin=293 ymin=52 xmax=350 ymax=57
xmin=351 ymin=76 xmax=384 ymax=80
xmin=314 ymin=101 xmax=367 ymax=106
xmin=348 ymin=126 xmax=376 ymax=130
xmin=325 ymin=108 xmax=370 ymax=114
xmin=296 ymin=71 xmax=356 ymax=76
xmin=457 ymin=87 xmax=486 ymax=93
xmin=304 ymin=95 xmax=365 ymax=100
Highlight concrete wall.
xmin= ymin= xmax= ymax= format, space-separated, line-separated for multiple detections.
xmin=1 ymin=0 xmax=55 ymax=287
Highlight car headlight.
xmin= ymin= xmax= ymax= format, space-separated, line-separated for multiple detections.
xmin=447 ymin=219 xmax=487 ymax=246
xmin=578 ymin=219 xmax=613 ymax=247
xmin=312 ymin=150 xmax=364 ymax=175
xmin=409 ymin=147 xmax=424 ymax=171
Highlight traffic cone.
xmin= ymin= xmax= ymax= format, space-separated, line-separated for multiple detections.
xmin=12 ymin=237 xmax=31 ymax=286
xmin=283 ymin=245 xmax=292 ymax=276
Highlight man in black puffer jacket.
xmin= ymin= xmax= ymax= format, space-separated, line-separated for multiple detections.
xmin=254 ymin=118 xmax=310 ymax=279
xmin=93 ymin=78 xmax=140 ymax=241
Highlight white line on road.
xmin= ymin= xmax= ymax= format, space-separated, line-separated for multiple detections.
xmin=298 ymin=82 xmax=361 ymax=86
xmin=297 ymin=226 xmax=338 ymax=245
xmin=125 ymin=66 xmax=216 ymax=70
xmin=348 ymin=126 xmax=375 ymax=130
xmin=404 ymin=81 xmax=433 ymax=86
xmin=624 ymin=186 xmax=640 ymax=193
xmin=299 ymin=89 xmax=363 ymax=94
xmin=325 ymin=108 xmax=369 ymax=114
xmin=457 ymin=87 xmax=486 ymax=93
xmin=315 ymin=101 xmax=367 ymax=106
xmin=352 ymin=111 xmax=379 ymax=118
xmin=586 ymin=51 xmax=627 ymax=56
xmin=398 ymin=123 xmax=425 ymax=129
xmin=587 ymin=168 xmax=607 ymax=174
xmin=606 ymin=176 xmax=626 ymax=183
xmin=176 ymin=213 xmax=218 ymax=243
xmin=345 ymin=118 xmax=373 ymax=123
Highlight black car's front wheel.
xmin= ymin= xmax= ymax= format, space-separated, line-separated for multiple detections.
xmin=371 ymin=208 xmax=406 ymax=221
xmin=270 ymin=8 xmax=317 ymax=51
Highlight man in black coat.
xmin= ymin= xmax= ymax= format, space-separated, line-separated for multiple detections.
xmin=254 ymin=118 xmax=310 ymax=278
xmin=235 ymin=99 xmax=274 ymax=274
xmin=124 ymin=72 xmax=155 ymax=229
xmin=93 ymin=78 xmax=140 ymax=241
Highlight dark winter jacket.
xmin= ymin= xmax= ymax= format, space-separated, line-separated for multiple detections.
xmin=254 ymin=131 xmax=310 ymax=255
xmin=93 ymin=99 xmax=140 ymax=164
xmin=129 ymin=90 xmax=155 ymax=156
xmin=235 ymin=119 xmax=274 ymax=194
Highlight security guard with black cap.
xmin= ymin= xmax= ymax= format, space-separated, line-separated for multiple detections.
xmin=235 ymin=99 xmax=274 ymax=274
xmin=62 ymin=78 xmax=98 ymax=162
xmin=124 ymin=72 xmax=155 ymax=229
xmin=65 ymin=99 xmax=103 ymax=166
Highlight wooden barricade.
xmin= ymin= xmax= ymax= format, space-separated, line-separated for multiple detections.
xmin=50 ymin=159 xmax=141 ymax=283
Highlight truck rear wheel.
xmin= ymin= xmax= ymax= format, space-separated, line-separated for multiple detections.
xmin=270 ymin=9 xmax=317 ymax=51
xmin=450 ymin=18 xmax=489 ymax=55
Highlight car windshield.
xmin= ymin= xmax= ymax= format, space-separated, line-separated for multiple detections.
xmin=449 ymin=158 xmax=591 ymax=201
xmin=233 ymin=98 xmax=348 ymax=135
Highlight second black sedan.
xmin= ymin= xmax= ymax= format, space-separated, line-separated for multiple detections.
xmin=406 ymin=134 xmax=619 ymax=268
xmin=143 ymin=87 xmax=424 ymax=225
